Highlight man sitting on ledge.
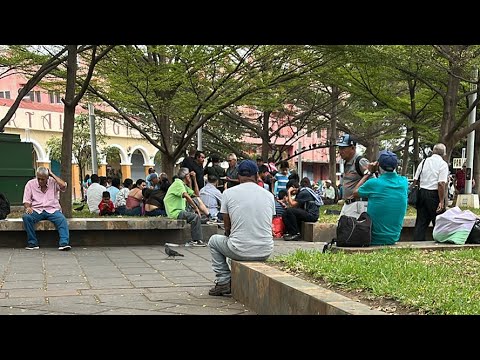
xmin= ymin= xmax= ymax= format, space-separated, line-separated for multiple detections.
xmin=22 ymin=166 xmax=71 ymax=251
xmin=207 ymin=160 xmax=275 ymax=296
xmin=353 ymin=150 xmax=408 ymax=245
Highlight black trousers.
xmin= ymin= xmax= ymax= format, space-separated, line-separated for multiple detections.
xmin=413 ymin=188 xmax=439 ymax=241
xmin=282 ymin=207 xmax=317 ymax=235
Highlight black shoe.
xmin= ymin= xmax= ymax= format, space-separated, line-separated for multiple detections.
xmin=284 ymin=233 xmax=301 ymax=241
xmin=209 ymin=281 xmax=231 ymax=296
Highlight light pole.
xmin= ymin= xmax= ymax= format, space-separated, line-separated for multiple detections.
xmin=88 ymin=103 xmax=98 ymax=174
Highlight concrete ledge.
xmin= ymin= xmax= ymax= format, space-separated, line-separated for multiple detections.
xmin=0 ymin=217 xmax=186 ymax=231
xmin=0 ymin=217 xmax=193 ymax=248
xmin=231 ymin=261 xmax=385 ymax=315
xmin=302 ymin=216 xmax=433 ymax=242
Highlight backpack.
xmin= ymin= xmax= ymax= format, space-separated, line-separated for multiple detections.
xmin=322 ymin=212 xmax=372 ymax=252
xmin=0 ymin=192 xmax=11 ymax=220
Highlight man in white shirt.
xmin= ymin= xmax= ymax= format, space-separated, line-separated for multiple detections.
xmin=322 ymin=180 xmax=336 ymax=205
xmin=86 ymin=174 xmax=107 ymax=214
xmin=413 ymin=143 xmax=449 ymax=241
xmin=207 ymin=160 xmax=275 ymax=296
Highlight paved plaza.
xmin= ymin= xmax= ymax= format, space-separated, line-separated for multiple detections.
xmin=0 ymin=240 xmax=325 ymax=315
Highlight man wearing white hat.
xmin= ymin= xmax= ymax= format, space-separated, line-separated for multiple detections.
xmin=322 ymin=180 xmax=336 ymax=205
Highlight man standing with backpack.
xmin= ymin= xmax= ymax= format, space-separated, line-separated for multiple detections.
xmin=336 ymin=134 xmax=372 ymax=218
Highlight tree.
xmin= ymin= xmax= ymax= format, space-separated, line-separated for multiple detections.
xmin=87 ymin=45 xmax=329 ymax=179
xmin=46 ymin=114 xmax=108 ymax=200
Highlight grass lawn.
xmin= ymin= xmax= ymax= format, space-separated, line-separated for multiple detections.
xmin=270 ymin=247 xmax=480 ymax=315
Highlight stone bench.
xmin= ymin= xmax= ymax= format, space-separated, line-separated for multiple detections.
xmin=0 ymin=217 xmax=221 ymax=248
xmin=301 ymin=216 xmax=432 ymax=243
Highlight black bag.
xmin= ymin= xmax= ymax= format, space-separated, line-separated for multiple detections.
xmin=408 ymin=159 xmax=426 ymax=208
xmin=408 ymin=186 xmax=419 ymax=207
xmin=0 ymin=192 xmax=11 ymax=220
xmin=323 ymin=212 xmax=372 ymax=252
xmin=466 ymin=219 xmax=480 ymax=244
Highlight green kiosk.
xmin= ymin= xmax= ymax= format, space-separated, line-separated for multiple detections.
xmin=0 ymin=133 xmax=35 ymax=206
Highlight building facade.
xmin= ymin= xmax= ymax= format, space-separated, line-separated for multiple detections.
xmin=0 ymin=74 xmax=338 ymax=200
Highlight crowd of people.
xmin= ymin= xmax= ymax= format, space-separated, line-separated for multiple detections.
xmin=19 ymin=138 xmax=473 ymax=297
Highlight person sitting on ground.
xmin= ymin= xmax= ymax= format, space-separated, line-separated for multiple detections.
xmin=207 ymin=160 xmax=276 ymax=296
xmin=272 ymin=161 xmax=290 ymax=197
xmin=322 ymin=180 xmax=336 ymax=205
xmin=146 ymin=167 xmax=158 ymax=189
xmin=107 ymin=177 xmax=120 ymax=203
xmin=258 ymin=164 xmax=274 ymax=192
xmin=125 ymin=179 xmax=146 ymax=216
xmin=86 ymin=174 xmax=107 ymax=214
xmin=98 ymin=191 xmax=115 ymax=216
xmin=275 ymin=189 xmax=288 ymax=217
xmin=142 ymin=187 xmax=167 ymax=217
xmin=199 ymin=174 xmax=223 ymax=221
xmin=353 ymin=150 xmax=408 ymax=245
xmin=164 ymin=167 xmax=206 ymax=247
xmin=114 ymin=178 xmax=133 ymax=215
xmin=282 ymin=177 xmax=323 ymax=241
xmin=22 ymin=166 xmax=71 ymax=251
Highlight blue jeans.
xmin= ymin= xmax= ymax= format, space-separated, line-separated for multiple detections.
xmin=208 ymin=234 xmax=269 ymax=285
xmin=22 ymin=210 xmax=70 ymax=247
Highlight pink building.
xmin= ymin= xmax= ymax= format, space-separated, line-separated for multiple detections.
xmin=238 ymin=106 xmax=337 ymax=183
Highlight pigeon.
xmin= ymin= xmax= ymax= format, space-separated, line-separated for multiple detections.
xmin=165 ymin=244 xmax=184 ymax=259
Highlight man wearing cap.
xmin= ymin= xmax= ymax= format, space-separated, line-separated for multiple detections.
xmin=207 ymin=159 xmax=276 ymax=296
xmin=353 ymin=150 xmax=408 ymax=245
xmin=335 ymin=134 xmax=372 ymax=218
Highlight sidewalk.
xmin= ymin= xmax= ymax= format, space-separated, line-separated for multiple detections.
xmin=0 ymin=240 xmax=324 ymax=315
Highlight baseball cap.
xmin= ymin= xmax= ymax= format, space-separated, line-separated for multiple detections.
xmin=336 ymin=134 xmax=356 ymax=147
xmin=237 ymin=159 xmax=259 ymax=177
xmin=378 ymin=150 xmax=398 ymax=172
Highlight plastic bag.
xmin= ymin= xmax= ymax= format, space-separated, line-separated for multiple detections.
xmin=272 ymin=216 xmax=285 ymax=238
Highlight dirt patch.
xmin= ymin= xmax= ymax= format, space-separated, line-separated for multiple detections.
xmin=272 ymin=264 xmax=424 ymax=315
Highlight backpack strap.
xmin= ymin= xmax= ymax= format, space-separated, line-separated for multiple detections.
xmin=354 ymin=156 xmax=365 ymax=177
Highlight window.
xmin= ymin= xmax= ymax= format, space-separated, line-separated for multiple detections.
xmin=48 ymin=91 xmax=61 ymax=104
xmin=17 ymin=88 xmax=41 ymax=102
xmin=0 ymin=91 xmax=10 ymax=99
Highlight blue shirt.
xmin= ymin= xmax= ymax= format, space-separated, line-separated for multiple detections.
xmin=358 ymin=172 xmax=408 ymax=245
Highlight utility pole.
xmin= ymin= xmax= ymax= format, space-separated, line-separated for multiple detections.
xmin=88 ymin=103 xmax=98 ymax=174
xmin=465 ymin=69 xmax=477 ymax=194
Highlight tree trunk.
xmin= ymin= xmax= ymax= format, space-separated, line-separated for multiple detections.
xmin=59 ymin=46 xmax=78 ymax=218
xmin=161 ymin=153 xmax=177 ymax=181
xmin=261 ymin=111 xmax=271 ymax=161
xmin=401 ymin=136 xmax=410 ymax=176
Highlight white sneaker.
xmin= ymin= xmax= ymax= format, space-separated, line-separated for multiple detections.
xmin=58 ymin=245 xmax=72 ymax=251
xmin=192 ymin=240 xmax=207 ymax=247
xmin=25 ymin=245 xmax=39 ymax=250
